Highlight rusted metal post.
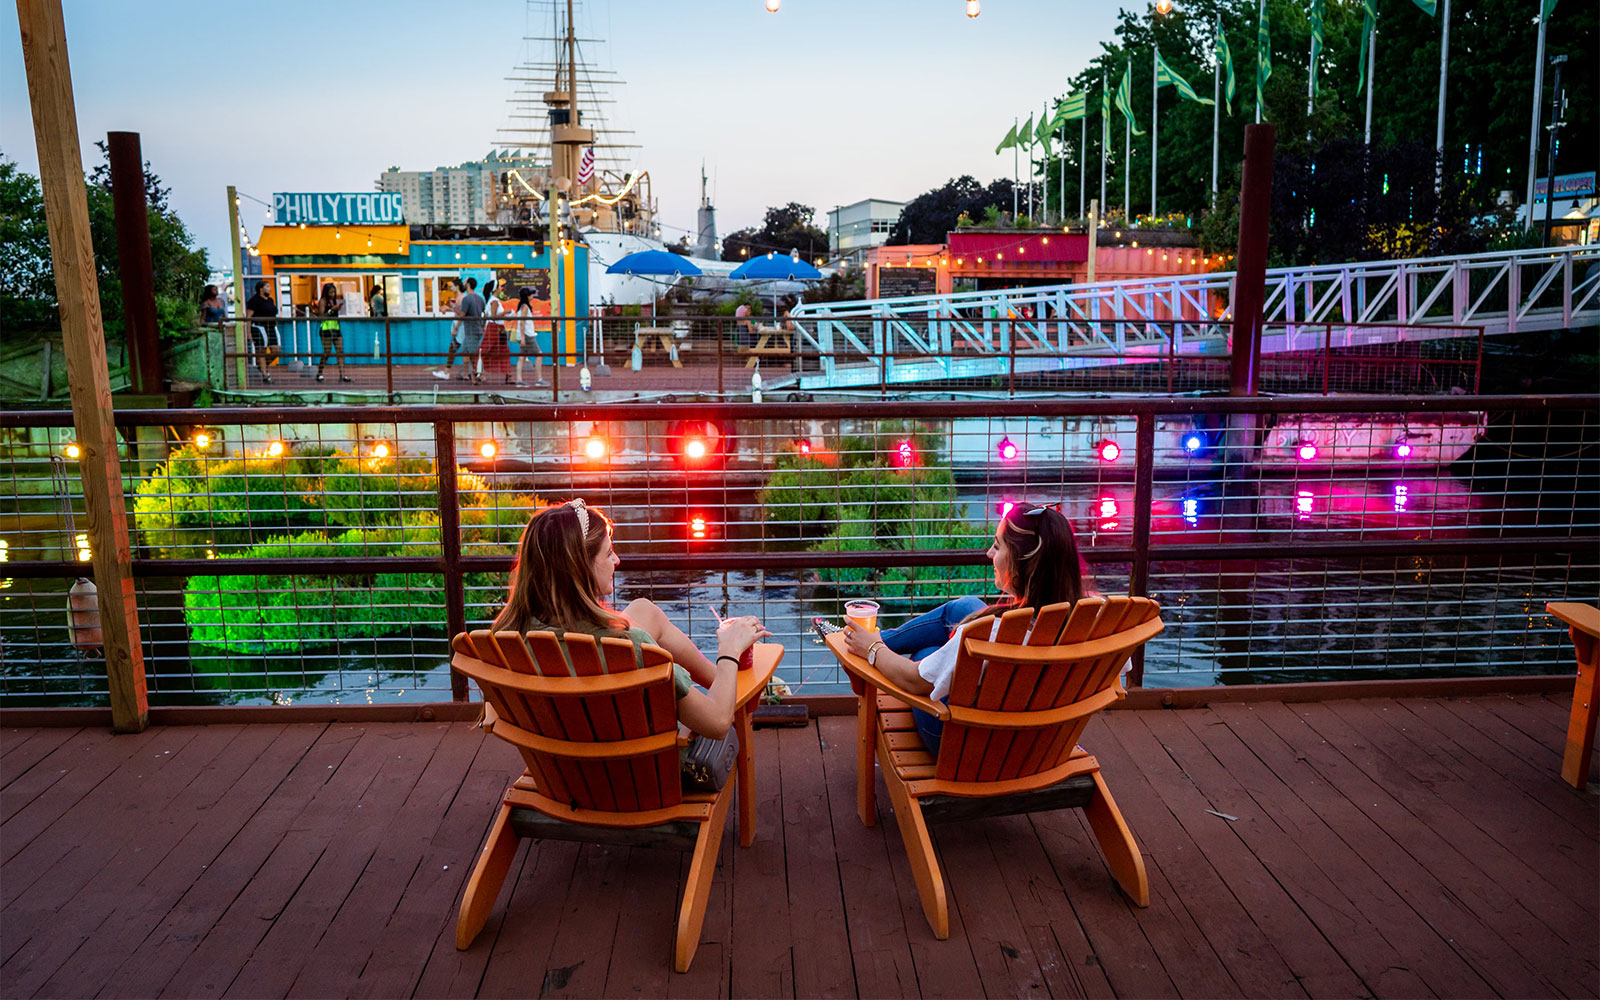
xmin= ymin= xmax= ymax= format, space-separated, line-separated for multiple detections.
xmin=107 ymin=132 xmax=161 ymax=396
xmin=384 ymin=316 xmax=393 ymax=397
xmin=17 ymin=0 xmax=147 ymax=731
xmin=1230 ymin=124 xmax=1275 ymax=398
xmin=1128 ymin=411 xmax=1156 ymax=688
xmin=1323 ymin=322 xmax=1332 ymax=395
xmin=435 ymin=421 xmax=468 ymax=701
xmin=717 ymin=317 xmax=725 ymax=395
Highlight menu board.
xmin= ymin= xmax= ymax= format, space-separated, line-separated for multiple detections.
xmin=878 ymin=267 xmax=936 ymax=299
xmin=496 ymin=266 xmax=551 ymax=299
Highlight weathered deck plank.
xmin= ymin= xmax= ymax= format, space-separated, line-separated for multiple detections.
xmin=2 ymin=694 xmax=1594 ymax=1000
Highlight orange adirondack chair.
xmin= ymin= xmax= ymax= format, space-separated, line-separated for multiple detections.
xmin=826 ymin=595 xmax=1164 ymax=938
xmin=452 ymin=629 xmax=757 ymax=973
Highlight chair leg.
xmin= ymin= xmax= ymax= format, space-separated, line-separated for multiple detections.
xmin=1560 ymin=632 xmax=1598 ymax=789
xmin=857 ymin=688 xmax=878 ymax=827
xmin=881 ymin=751 xmax=948 ymax=939
xmin=675 ymin=776 xmax=734 ymax=973
xmin=456 ymin=802 xmax=519 ymax=949
xmin=1083 ymin=770 xmax=1149 ymax=907
xmin=736 ymin=704 xmax=757 ymax=846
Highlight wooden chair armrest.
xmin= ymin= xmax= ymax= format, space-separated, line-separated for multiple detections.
xmin=823 ymin=632 xmax=949 ymax=720
xmin=1548 ymin=602 xmax=1600 ymax=639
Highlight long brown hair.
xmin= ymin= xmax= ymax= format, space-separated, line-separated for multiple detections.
xmin=964 ymin=503 xmax=1088 ymax=624
xmin=493 ymin=500 xmax=626 ymax=633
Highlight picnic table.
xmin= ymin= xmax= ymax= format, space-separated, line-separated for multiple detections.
xmin=738 ymin=325 xmax=793 ymax=368
xmin=632 ymin=326 xmax=682 ymax=368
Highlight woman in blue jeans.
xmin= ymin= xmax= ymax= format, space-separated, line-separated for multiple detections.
xmin=845 ymin=504 xmax=1088 ymax=755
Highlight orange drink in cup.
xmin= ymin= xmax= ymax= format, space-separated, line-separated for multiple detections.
xmin=844 ymin=600 xmax=880 ymax=632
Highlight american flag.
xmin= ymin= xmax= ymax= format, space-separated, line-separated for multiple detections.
xmin=577 ymin=146 xmax=594 ymax=186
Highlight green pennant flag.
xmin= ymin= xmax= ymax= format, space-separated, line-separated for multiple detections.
xmin=1115 ymin=63 xmax=1145 ymax=136
xmin=1543 ymin=0 xmax=1558 ymax=18
xmin=1309 ymin=0 xmax=1325 ymax=98
xmin=1256 ymin=0 xmax=1271 ymax=113
xmin=1017 ymin=113 xmax=1034 ymax=148
xmin=1215 ymin=19 xmax=1236 ymax=115
xmin=1356 ymin=0 xmax=1377 ymax=96
xmin=1101 ymin=75 xmax=1112 ymax=121
xmin=1411 ymin=0 xmax=1436 ymax=14
xmin=1057 ymin=92 xmax=1088 ymax=122
xmin=995 ymin=121 xmax=1017 ymax=154
xmin=1156 ymin=51 xmax=1216 ymax=106
xmin=1037 ymin=104 xmax=1053 ymax=157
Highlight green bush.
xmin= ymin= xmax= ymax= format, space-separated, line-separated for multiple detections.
xmin=133 ymin=445 xmax=326 ymax=553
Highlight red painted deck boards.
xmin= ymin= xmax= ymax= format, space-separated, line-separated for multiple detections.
xmin=2 ymin=693 xmax=1595 ymax=999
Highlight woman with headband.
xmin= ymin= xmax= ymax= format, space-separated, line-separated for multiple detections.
xmin=843 ymin=503 xmax=1090 ymax=754
xmin=492 ymin=499 xmax=769 ymax=741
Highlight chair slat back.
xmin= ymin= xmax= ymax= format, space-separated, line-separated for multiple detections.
xmin=934 ymin=597 xmax=1162 ymax=783
xmin=456 ymin=628 xmax=683 ymax=812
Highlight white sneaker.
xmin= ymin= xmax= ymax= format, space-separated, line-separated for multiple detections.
xmin=431 ymin=369 xmax=449 ymax=380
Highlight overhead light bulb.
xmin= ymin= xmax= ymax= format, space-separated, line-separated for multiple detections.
xmin=966 ymin=0 xmax=981 ymax=16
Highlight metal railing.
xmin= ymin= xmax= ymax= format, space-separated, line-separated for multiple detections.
xmin=2 ymin=395 xmax=1595 ymax=707
xmin=214 ymin=315 xmax=1484 ymax=398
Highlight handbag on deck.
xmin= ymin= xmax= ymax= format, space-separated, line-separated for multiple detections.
xmin=681 ymin=725 xmax=739 ymax=793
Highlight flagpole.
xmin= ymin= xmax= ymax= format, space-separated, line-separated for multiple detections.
xmin=1364 ymin=16 xmax=1377 ymax=144
xmin=1255 ymin=0 xmax=1264 ymax=124
xmin=1305 ymin=28 xmax=1315 ymax=128
xmin=1012 ymin=116 xmax=1019 ymax=219
xmin=1152 ymin=45 xmax=1159 ymax=219
xmin=1059 ymin=120 xmax=1066 ymax=224
xmin=1435 ymin=0 xmax=1451 ymax=192
xmin=1523 ymin=0 xmax=1549 ymax=228
xmin=1100 ymin=75 xmax=1108 ymax=215
xmin=1080 ymin=115 xmax=1087 ymax=220
xmin=1212 ymin=38 xmax=1221 ymax=206
xmin=1124 ymin=60 xmax=1132 ymax=222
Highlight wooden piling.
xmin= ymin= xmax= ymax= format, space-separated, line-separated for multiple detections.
xmin=16 ymin=0 xmax=148 ymax=731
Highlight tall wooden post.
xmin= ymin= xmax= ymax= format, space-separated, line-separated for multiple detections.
xmin=1230 ymin=124 xmax=1275 ymax=398
xmin=227 ymin=185 xmax=248 ymax=388
xmin=17 ymin=0 xmax=147 ymax=732
xmin=108 ymin=132 xmax=161 ymax=396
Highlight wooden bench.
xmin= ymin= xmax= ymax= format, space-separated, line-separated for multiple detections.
xmin=737 ymin=326 xmax=792 ymax=367
xmin=633 ymin=326 xmax=682 ymax=368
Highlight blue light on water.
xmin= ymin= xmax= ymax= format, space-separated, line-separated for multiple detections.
xmin=1182 ymin=497 xmax=1200 ymax=525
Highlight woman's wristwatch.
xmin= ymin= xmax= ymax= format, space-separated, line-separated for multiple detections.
xmin=866 ymin=641 xmax=886 ymax=668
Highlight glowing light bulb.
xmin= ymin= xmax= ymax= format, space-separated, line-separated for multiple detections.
xmin=797 ymin=440 xmax=812 ymax=456
xmin=194 ymin=432 xmax=211 ymax=449
xmin=765 ymin=0 xmax=780 ymax=11
xmin=965 ymin=0 xmax=981 ymax=16
xmin=997 ymin=437 xmax=1018 ymax=462
xmin=266 ymin=440 xmax=286 ymax=458
xmin=1297 ymin=442 xmax=1318 ymax=461
xmin=372 ymin=442 xmax=390 ymax=459
xmin=1098 ymin=440 xmax=1121 ymax=462
xmin=479 ymin=441 xmax=498 ymax=459
xmin=1183 ymin=434 xmax=1203 ymax=454
xmin=684 ymin=439 xmax=707 ymax=460
xmin=64 ymin=442 xmax=81 ymax=459
xmin=584 ymin=437 xmax=607 ymax=460
xmin=1395 ymin=442 xmax=1413 ymax=459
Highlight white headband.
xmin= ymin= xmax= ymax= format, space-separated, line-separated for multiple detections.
xmin=566 ymin=497 xmax=589 ymax=536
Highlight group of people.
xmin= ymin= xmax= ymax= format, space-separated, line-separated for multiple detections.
xmin=495 ymin=499 xmax=1089 ymax=760
xmin=431 ymin=278 xmax=550 ymax=387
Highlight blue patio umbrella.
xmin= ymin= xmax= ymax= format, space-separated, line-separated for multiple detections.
xmin=728 ymin=252 xmax=822 ymax=281
xmin=605 ymin=249 xmax=703 ymax=318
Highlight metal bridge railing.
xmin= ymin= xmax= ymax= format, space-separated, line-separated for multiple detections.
xmin=1 ymin=395 xmax=1594 ymax=707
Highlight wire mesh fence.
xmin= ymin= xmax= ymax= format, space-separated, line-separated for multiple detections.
xmin=2 ymin=395 xmax=1594 ymax=706
xmin=213 ymin=317 xmax=1484 ymax=399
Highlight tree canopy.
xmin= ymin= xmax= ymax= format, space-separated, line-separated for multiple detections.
xmin=720 ymin=202 xmax=830 ymax=262
xmin=887 ymin=176 xmax=1016 ymax=245
xmin=0 ymin=145 xmax=210 ymax=338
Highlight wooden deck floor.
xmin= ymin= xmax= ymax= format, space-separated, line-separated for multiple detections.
xmin=3 ymin=695 xmax=1596 ymax=999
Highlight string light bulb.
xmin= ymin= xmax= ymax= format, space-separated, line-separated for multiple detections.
xmin=765 ymin=0 xmax=780 ymax=11
xmin=965 ymin=0 xmax=981 ymax=16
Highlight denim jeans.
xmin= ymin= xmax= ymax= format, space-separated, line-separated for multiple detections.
xmin=881 ymin=596 xmax=987 ymax=756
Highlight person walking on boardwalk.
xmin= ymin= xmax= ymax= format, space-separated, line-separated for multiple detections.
xmin=453 ymin=277 xmax=487 ymax=383
xmin=511 ymin=286 xmax=550 ymax=387
xmin=481 ymin=280 xmax=511 ymax=382
xmin=315 ymin=282 xmax=352 ymax=383
xmin=245 ymin=280 xmax=277 ymax=385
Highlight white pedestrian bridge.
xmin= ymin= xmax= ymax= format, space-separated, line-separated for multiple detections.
xmin=783 ymin=244 xmax=1599 ymax=391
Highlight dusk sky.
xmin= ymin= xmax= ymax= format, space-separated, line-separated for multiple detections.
xmin=1 ymin=1 xmax=1125 ymax=266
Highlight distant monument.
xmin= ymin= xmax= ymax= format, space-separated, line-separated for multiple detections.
xmin=695 ymin=163 xmax=718 ymax=259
